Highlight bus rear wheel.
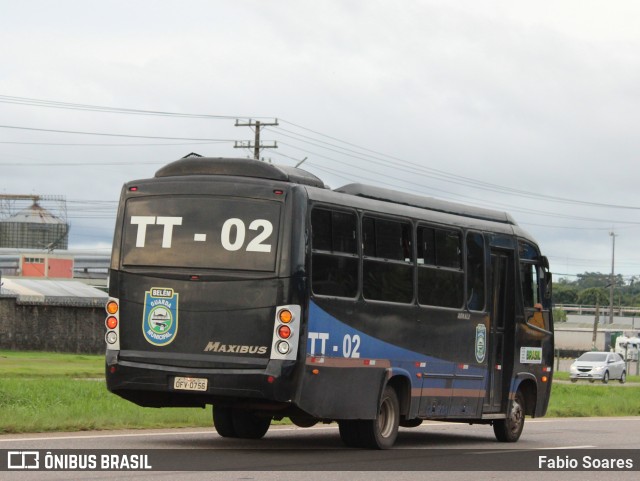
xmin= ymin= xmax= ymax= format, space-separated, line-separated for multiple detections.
xmin=213 ymin=406 xmax=271 ymax=439
xmin=400 ymin=418 xmax=423 ymax=428
xmin=213 ymin=406 xmax=236 ymax=437
xmin=359 ymin=386 xmax=400 ymax=449
xmin=290 ymin=415 xmax=318 ymax=428
xmin=338 ymin=420 xmax=361 ymax=447
xmin=493 ymin=390 xmax=525 ymax=443
xmin=338 ymin=386 xmax=400 ymax=449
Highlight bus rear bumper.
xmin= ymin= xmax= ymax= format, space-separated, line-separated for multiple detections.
xmin=105 ymin=354 xmax=296 ymax=410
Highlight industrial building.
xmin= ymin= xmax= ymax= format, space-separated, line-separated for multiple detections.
xmin=0 ymin=195 xmax=109 ymax=353
xmin=0 ymin=248 xmax=109 ymax=287
xmin=0 ymin=194 xmax=108 ymax=287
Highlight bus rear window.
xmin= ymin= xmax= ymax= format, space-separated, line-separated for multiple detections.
xmin=121 ymin=196 xmax=281 ymax=271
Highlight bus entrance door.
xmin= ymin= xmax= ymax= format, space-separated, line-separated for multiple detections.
xmin=484 ymin=250 xmax=515 ymax=413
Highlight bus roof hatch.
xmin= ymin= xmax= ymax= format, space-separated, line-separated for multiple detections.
xmin=155 ymin=157 xmax=326 ymax=188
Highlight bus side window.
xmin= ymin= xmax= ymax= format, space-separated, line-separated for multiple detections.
xmin=417 ymin=226 xmax=464 ymax=309
xmin=311 ymin=209 xmax=333 ymax=251
xmin=311 ymin=208 xmax=358 ymax=298
xmin=520 ymin=263 xmax=540 ymax=308
xmin=519 ymin=241 xmax=544 ymax=310
xmin=362 ymin=216 xmax=413 ymax=304
xmin=466 ymin=232 xmax=485 ymax=311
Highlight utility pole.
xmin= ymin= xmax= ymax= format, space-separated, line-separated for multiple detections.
xmin=592 ymin=304 xmax=600 ymax=350
xmin=609 ymin=232 xmax=616 ymax=325
xmin=234 ymin=119 xmax=279 ymax=160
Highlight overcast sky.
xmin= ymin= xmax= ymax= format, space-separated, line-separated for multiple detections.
xmin=1 ymin=0 xmax=639 ymax=281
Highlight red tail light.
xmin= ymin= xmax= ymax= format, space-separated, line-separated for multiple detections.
xmin=106 ymin=316 xmax=118 ymax=330
xmin=278 ymin=325 xmax=291 ymax=339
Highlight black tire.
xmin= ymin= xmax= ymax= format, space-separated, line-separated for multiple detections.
xmin=213 ymin=406 xmax=271 ymax=439
xmin=290 ymin=416 xmax=318 ymax=428
xmin=232 ymin=410 xmax=271 ymax=439
xmin=570 ymin=379 xmax=578 ymax=383
xmin=602 ymin=371 xmax=609 ymax=384
xmin=338 ymin=420 xmax=361 ymax=447
xmin=213 ymin=406 xmax=236 ymax=438
xmin=619 ymin=371 xmax=626 ymax=384
xmin=357 ymin=386 xmax=400 ymax=449
xmin=400 ymin=418 xmax=423 ymax=428
xmin=493 ymin=390 xmax=525 ymax=443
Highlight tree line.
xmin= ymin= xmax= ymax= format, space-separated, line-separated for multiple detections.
xmin=554 ymin=272 xmax=640 ymax=307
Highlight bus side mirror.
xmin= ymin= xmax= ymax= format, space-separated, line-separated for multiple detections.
xmin=541 ymin=256 xmax=550 ymax=270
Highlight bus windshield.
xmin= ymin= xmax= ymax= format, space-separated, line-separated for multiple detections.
xmin=121 ymin=195 xmax=281 ymax=271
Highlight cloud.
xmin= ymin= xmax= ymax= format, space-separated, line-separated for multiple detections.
xmin=1 ymin=0 xmax=640 ymax=278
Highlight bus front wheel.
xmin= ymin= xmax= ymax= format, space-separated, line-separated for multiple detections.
xmin=493 ymin=390 xmax=525 ymax=443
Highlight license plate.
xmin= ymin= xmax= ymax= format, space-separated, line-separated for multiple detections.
xmin=173 ymin=376 xmax=208 ymax=392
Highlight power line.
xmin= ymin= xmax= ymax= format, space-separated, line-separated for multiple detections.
xmin=270 ymin=126 xmax=640 ymax=211
xmin=0 ymin=95 xmax=262 ymax=120
xmin=0 ymin=141 xmax=223 ymax=147
xmin=0 ymin=160 xmax=166 ymax=166
xmin=3 ymin=122 xmax=635 ymax=227
xmin=273 ymin=148 xmax=640 ymax=226
xmin=5 ymin=94 xmax=640 ymax=217
xmin=0 ymin=124 xmax=235 ymax=142
xmin=520 ymin=222 xmax=640 ymax=231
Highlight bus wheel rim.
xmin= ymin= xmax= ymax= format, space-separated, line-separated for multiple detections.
xmin=378 ymin=398 xmax=394 ymax=438
xmin=509 ymin=396 xmax=524 ymax=435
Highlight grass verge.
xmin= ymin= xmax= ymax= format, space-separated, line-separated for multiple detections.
xmin=0 ymin=350 xmax=104 ymax=378
xmin=0 ymin=378 xmax=212 ymax=433
xmin=0 ymin=350 xmax=212 ymax=433
xmin=1 ymin=350 xmax=639 ymax=434
xmin=547 ymin=383 xmax=640 ymax=417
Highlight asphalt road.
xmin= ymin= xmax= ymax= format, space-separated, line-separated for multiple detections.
xmin=1 ymin=417 xmax=639 ymax=480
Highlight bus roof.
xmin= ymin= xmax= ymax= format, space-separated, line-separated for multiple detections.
xmin=152 ymin=156 xmax=519 ymax=230
xmin=336 ymin=184 xmax=516 ymax=225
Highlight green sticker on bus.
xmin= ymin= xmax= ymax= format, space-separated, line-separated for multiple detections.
xmin=520 ymin=347 xmax=542 ymax=364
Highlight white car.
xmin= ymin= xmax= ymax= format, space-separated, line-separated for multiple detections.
xmin=569 ymin=352 xmax=626 ymax=384
xmin=615 ymin=336 xmax=640 ymax=361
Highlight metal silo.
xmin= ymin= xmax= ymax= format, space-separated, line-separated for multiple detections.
xmin=0 ymin=195 xmax=69 ymax=250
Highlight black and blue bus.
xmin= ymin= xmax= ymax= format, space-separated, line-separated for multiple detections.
xmin=105 ymin=156 xmax=553 ymax=449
